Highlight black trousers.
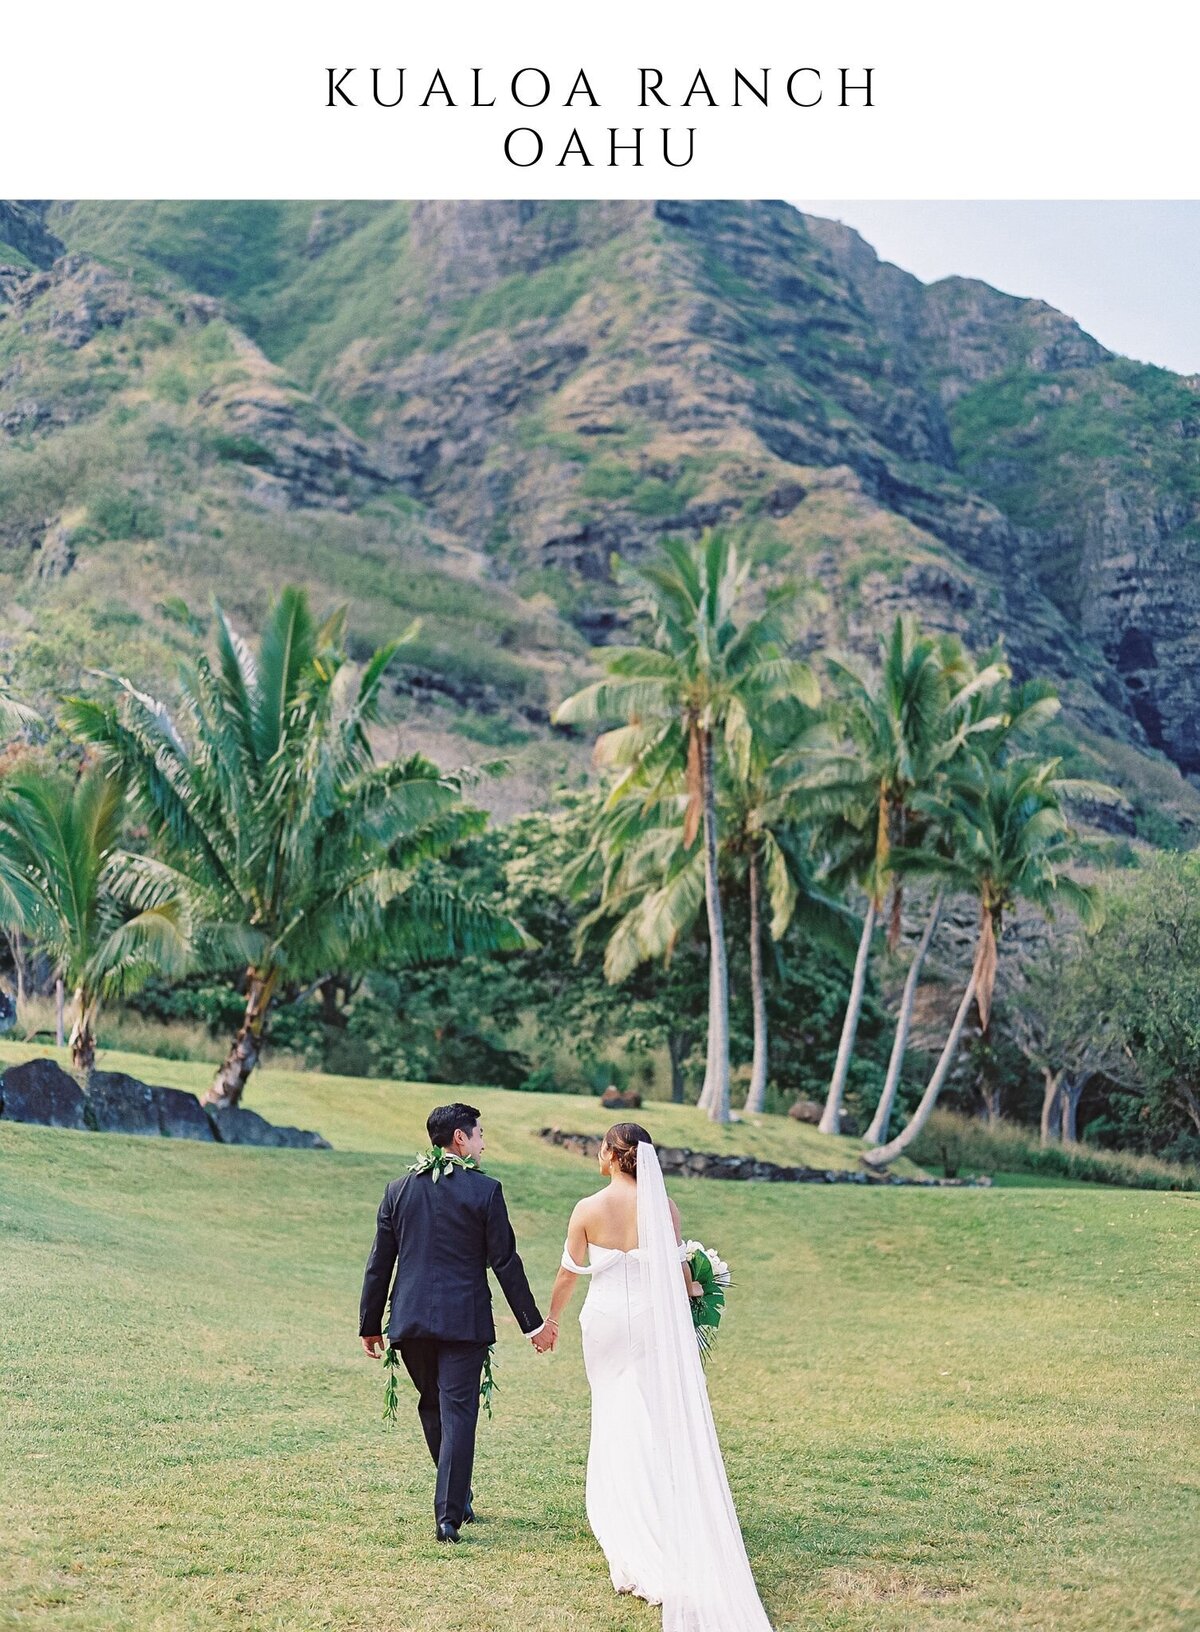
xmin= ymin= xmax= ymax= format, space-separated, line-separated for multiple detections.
xmin=398 ymin=1337 xmax=488 ymax=1527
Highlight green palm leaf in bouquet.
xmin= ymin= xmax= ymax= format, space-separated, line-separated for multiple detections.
xmin=684 ymin=1240 xmax=730 ymax=1363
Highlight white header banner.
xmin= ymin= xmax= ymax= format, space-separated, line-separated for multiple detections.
xmin=5 ymin=0 xmax=1197 ymax=198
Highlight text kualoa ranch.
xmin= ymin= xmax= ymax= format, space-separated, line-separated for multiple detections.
xmin=323 ymin=66 xmax=876 ymax=168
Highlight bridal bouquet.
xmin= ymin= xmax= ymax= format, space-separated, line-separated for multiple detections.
xmin=683 ymin=1239 xmax=730 ymax=1362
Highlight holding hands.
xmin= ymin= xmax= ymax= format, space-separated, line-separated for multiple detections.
xmin=531 ymin=1320 xmax=558 ymax=1354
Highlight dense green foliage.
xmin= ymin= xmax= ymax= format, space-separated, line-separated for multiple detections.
xmin=2 ymin=563 xmax=1185 ymax=1169
xmin=121 ymin=801 xmax=894 ymax=1116
xmin=1019 ymin=854 xmax=1200 ymax=1165
xmin=908 ymin=1108 xmax=1198 ymax=1192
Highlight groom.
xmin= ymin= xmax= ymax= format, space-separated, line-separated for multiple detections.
xmin=359 ymin=1102 xmax=550 ymax=1542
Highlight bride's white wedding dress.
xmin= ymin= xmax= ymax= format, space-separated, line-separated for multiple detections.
xmin=561 ymin=1143 xmax=773 ymax=1632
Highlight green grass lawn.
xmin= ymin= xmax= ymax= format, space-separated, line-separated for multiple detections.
xmin=1 ymin=1048 xmax=1196 ymax=1632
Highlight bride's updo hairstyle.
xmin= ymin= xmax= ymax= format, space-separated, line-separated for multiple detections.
xmin=603 ymin=1122 xmax=653 ymax=1178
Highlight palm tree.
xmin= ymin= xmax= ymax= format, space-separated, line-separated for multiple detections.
xmin=68 ymin=587 xmax=528 ymax=1107
xmin=576 ymin=725 xmax=848 ymax=1117
xmin=862 ymin=755 xmax=1105 ymax=1169
xmin=725 ymin=699 xmax=850 ymax=1114
xmin=805 ymin=619 xmax=1008 ymax=1135
xmin=555 ymin=533 xmax=817 ymax=1122
xmin=861 ymin=669 xmax=1068 ymax=1147
xmin=861 ymin=885 xmax=945 ymax=1147
xmin=0 ymin=764 xmax=193 ymax=1072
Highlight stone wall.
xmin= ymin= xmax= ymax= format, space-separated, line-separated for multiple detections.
xmin=538 ymin=1126 xmax=989 ymax=1186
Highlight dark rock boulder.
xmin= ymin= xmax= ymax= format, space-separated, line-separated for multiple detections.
xmin=0 ymin=1057 xmax=87 ymax=1129
xmin=84 ymin=1071 xmax=215 ymax=1141
xmin=788 ymin=1096 xmax=856 ymax=1134
xmin=207 ymin=1104 xmax=331 ymax=1149
xmin=599 ymin=1087 xmax=642 ymax=1110
xmin=0 ymin=1055 xmax=327 ymax=1147
xmin=156 ymin=1086 xmax=216 ymax=1141
xmin=84 ymin=1070 xmax=162 ymax=1135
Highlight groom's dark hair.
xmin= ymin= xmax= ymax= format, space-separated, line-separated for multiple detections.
xmin=427 ymin=1102 xmax=482 ymax=1148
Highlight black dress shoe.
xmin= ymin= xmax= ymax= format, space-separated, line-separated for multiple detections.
xmin=462 ymin=1500 xmax=475 ymax=1524
xmin=436 ymin=1521 xmax=461 ymax=1544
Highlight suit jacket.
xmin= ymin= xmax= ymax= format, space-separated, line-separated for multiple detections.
xmin=359 ymin=1165 xmax=542 ymax=1345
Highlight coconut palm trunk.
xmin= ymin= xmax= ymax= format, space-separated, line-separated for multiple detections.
xmin=68 ymin=987 xmax=98 ymax=1074
xmin=55 ymin=976 xmax=65 ymax=1047
xmin=862 ymin=971 xmax=979 ymax=1168
xmin=204 ymin=968 xmax=278 ymax=1109
xmin=864 ymin=889 xmax=944 ymax=1147
xmin=743 ymin=844 xmax=769 ymax=1115
xmin=818 ymin=896 xmax=877 ymax=1135
xmin=699 ymin=731 xmax=732 ymax=1123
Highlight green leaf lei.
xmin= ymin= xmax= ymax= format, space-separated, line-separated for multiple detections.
xmin=407 ymin=1146 xmax=480 ymax=1182
xmin=382 ymin=1344 xmax=498 ymax=1422
xmin=380 ymin=1147 xmax=497 ymax=1421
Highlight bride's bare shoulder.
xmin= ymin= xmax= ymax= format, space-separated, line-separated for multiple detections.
xmin=569 ymin=1190 xmax=616 ymax=1232
xmin=571 ymin=1190 xmax=608 ymax=1218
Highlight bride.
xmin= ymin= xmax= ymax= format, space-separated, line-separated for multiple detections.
xmin=540 ymin=1122 xmax=773 ymax=1632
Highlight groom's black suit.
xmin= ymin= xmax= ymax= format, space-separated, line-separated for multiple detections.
xmin=359 ymin=1164 xmax=542 ymax=1529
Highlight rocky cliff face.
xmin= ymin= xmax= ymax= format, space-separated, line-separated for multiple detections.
xmin=806 ymin=215 xmax=1200 ymax=775
xmin=3 ymin=198 xmax=1199 ymax=827
xmin=309 ymin=200 xmax=1190 ymax=768
xmin=0 ymin=202 xmax=64 ymax=269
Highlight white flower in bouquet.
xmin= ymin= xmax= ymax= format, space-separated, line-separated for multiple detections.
xmin=682 ymin=1239 xmax=731 ymax=1362
xmin=705 ymin=1247 xmax=730 ymax=1286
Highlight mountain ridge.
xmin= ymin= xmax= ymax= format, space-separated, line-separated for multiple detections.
xmin=2 ymin=199 xmax=1198 ymax=833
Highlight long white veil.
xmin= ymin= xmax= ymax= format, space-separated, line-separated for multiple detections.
xmin=636 ymin=1139 xmax=774 ymax=1632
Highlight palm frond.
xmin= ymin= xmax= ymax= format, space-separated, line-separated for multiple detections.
xmin=0 ymin=691 xmax=40 ymax=738
xmin=554 ymin=677 xmax=676 ymax=727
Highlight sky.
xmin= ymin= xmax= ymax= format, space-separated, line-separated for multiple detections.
xmin=789 ymin=201 xmax=1200 ymax=376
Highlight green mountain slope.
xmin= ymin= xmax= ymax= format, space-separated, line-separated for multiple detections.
xmin=3 ymin=200 xmax=1198 ymax=833
xmin=0 ymin=239 xmax=591 ymax=803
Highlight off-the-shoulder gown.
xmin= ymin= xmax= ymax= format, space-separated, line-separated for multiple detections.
xmin=560 ymin=1242 xmax=685 ymax=1600
xmin=560 ymin=1233 xmax=773 ymax=1630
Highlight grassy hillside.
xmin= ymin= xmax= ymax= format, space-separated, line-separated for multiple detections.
xmin=1 ymin=1049 xmax=1196 ymax=1632
xmin=0 ymin=249 xmax=591 ymax=805
xmin=0 ymin=1040 xmax=902 ymax=1172
xmin=0 ymin=200 xmax=1193 ymax=826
